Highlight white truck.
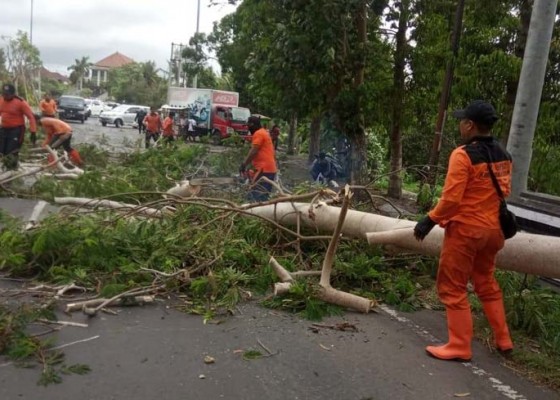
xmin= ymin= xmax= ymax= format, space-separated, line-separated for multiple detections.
xmin=166 ymin=87 xmax=251 ymax=143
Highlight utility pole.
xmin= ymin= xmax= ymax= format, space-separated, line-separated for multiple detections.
xmin=30 ymin=0 xmax=41 ymax=101
xmin=30 ymin=0 xmax=34 ymax=44
xmin=193 ymin=0 xmax=201 ymax=89
xmin=507 ymin=0 xmax=558 ymax=198
xmin=426 ymin=0 xmax=465 ymax=185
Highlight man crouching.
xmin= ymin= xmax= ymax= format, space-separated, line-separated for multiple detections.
xmin=35 ymin=115 xmax=83 ymax=166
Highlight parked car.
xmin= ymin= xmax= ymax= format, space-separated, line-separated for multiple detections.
xmin=57 ymin=95 xmax=87 ymax=123
xmin=99 ymin=105 xmax=149 ymax=128
xmin=85 ymin=99 xmax=106 ymax=117
xmin=104 ymin=101 xmax=120 ymax=110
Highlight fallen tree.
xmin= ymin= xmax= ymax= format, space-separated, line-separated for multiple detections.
xmin=269 ymin=187 xmax=375 ymax=313
xmin=0 ymin=146 xmax=83 ymax=186
xmin=248 ymin=202 xmax=560 ymax=279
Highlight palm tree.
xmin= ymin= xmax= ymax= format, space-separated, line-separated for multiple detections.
xmin=141 ymin=61 xmax=159 ymax=87
xmin=67 ymin=56 xmax=92 ymax=90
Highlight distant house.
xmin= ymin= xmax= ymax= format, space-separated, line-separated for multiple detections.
xmin=40 ymin=67 xmax=70 ymax=84
xmin=87 ymin=52 xmax=135 ymax=86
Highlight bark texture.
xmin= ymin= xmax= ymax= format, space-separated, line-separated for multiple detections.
xmin=250 ymin=202 xmax=560 ymax=279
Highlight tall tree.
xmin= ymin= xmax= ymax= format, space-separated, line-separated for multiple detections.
xmin=107 ymin=62 xmax=167 ymax=106
xmin=387 ymin=0 xmax=411 ymax=198
xmin=181 ymin=33 xmax=210 ymax=88
xmin=0 ymin=48 xmax=9 ymax=82
xmin=1 ymin=31 xmax=42 ymax=102
xmin=67 ymin=56 xmax=92 ymax=90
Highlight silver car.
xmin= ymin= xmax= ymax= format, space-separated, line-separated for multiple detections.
xmin=99 ymin=104 xmax=149 ymax=128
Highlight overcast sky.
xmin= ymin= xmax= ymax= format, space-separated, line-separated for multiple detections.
xmin=0 ymin=0 xmax=237 ymax=75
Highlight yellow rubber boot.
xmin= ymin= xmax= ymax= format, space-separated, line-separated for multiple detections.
xmin=426 ymin=308 xmax=473 ymax=361
xmin=482 ymin=300 xmax=513 ymax=353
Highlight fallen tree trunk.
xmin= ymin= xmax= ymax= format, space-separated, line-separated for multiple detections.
xmin=269 ymin=188 xmax=375 ymax=313
xmin=54 ymin=197 xmax=169 ymax=218
xmin=249 ymin=202 xmax=560 ymax=279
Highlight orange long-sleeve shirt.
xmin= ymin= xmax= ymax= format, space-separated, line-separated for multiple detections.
xmin=162 ymin=116 xmax=174 ymax=137
xmin=39 ymin=99 xmax=57 ymax=116
xmin=250 ymin=127 xmax=277 ymax=173
xmin=428 ymin=136 xmax=512 ymax=229
xmin=39 ymin=117 xmax=72 ymax=146
xmin=143 ymin=113 xmax=161 ymax=133
xmin=0 ymin=96 xmax=37 ymax=132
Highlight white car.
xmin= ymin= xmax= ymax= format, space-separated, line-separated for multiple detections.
xmin=85 ymin=99 xmax=106 ymax=117
xmin=99 ymin=104 xmax=149 ymax=128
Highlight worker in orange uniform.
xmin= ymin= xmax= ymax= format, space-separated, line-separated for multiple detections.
xmin=161 ymin=111 xmax=176 ymax=146
xmin=0 ymin=83 xmax=37 ymax=170
xmin=35 ymin=115 xmax=83 ymax=166
xmin=414 ymin=100 xmax=514 ymax=361
xmin=239 ymin=115 xmax=277 ymax=202
xmin=39 ymin=93 xmax=57 ymax=117
xmin=143 ymin=107 xmax=162 ymax=148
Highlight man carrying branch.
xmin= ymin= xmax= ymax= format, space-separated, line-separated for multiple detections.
xmin=413 ymin=100 xmax=514 ymax=361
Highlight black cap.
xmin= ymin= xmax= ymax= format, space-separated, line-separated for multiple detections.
xmin=247 ymin=115 xmax=261 ymax=128
xmin=2 ymin=83 xmax=16 ymax=95
xmin=452 ymin=100 xmax=498 ymax=127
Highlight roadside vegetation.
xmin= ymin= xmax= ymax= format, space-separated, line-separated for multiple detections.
xmin=1 ymin=0 xmax=560 ymax=391
xmin=0 ymin=141 xmax=559 ymax=388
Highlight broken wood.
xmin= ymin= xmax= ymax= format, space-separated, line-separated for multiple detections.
xmin=365 ymin=227 xmax=560 ymax=279
xmin=250 ymin=202 xmax=560 ymax=279
xmin=165 ymin=180 xmax=202 ymax=198
xmin=65 ymin=295 xmax=155 ymax=313
xmin=270 ymin=187 xmax=376 ymax=313
xmin=37 ymin=318 xmax=88 ymax=328
xmin=54 ymin=197 xmax=167 ymax=218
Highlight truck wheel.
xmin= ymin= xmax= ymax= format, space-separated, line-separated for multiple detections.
xmin=212 ymin=130 xmax=222 ymax=145
xmin=115 ymin=119 xmax=123 ymax=128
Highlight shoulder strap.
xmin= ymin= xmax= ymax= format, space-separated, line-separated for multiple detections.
xmin=484 ymin=144 xmax=505 ymax=200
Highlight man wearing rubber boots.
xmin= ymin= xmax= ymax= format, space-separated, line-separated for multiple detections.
xmin=36 ymin=115 xmax=83 ymax=166
xmin=0 ymin=83 xmax=37 ymax=170
xmin=414 ymin=100 xmax=514 ymax=362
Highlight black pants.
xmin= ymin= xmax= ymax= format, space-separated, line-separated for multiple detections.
xmin=48 ymin=133 xmax=73 ymax=152
xmin=162 ymin=135 xmax=175 ymax=146
xmin=145 ymin=131 xmax=159 ymax=148
xmin=0 ymin=126 xmax=25 ymax=170
xmin=249 ymin=172 xmax=276 ymax=202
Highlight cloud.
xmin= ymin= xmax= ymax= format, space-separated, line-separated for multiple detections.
xmin=0 ymin=0 xmax=237 ymax=75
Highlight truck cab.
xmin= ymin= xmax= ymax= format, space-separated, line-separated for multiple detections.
xmin=211 ymin=105 xmax=251 ymax=144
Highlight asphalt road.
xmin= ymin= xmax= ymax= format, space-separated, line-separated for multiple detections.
xmin=70 ymin=115 xmax=146 ymax=152
xmin=1 ymin=118 xmax=559 ymax=399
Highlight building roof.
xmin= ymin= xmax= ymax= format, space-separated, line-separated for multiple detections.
xmin=93 ymin=52 xmax=135 ymax=69
xmin=40 ymin=67 xmax=70 ymax=83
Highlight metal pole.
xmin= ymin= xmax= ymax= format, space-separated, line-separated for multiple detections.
xmin=196 ymin=0 xmax=201 ymax=33
xmin=193 ymin=0 xmax=201 ymax=88
xmin=30 ymin=0 xmax=34 ymax=44
xmin=507 ymin=0 xmax=558 ymax=198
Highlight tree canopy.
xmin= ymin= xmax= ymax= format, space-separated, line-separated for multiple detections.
xmin=195 ymin=0 xmax=560 ymax=195
xmin=106 ymin=61 xmax=167 ymax=107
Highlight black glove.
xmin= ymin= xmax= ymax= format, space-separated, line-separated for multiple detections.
xmin=30 ymin=133 xmax=37 ymax=147
xmin=414 ymin=215 xmax=436 ymax=241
